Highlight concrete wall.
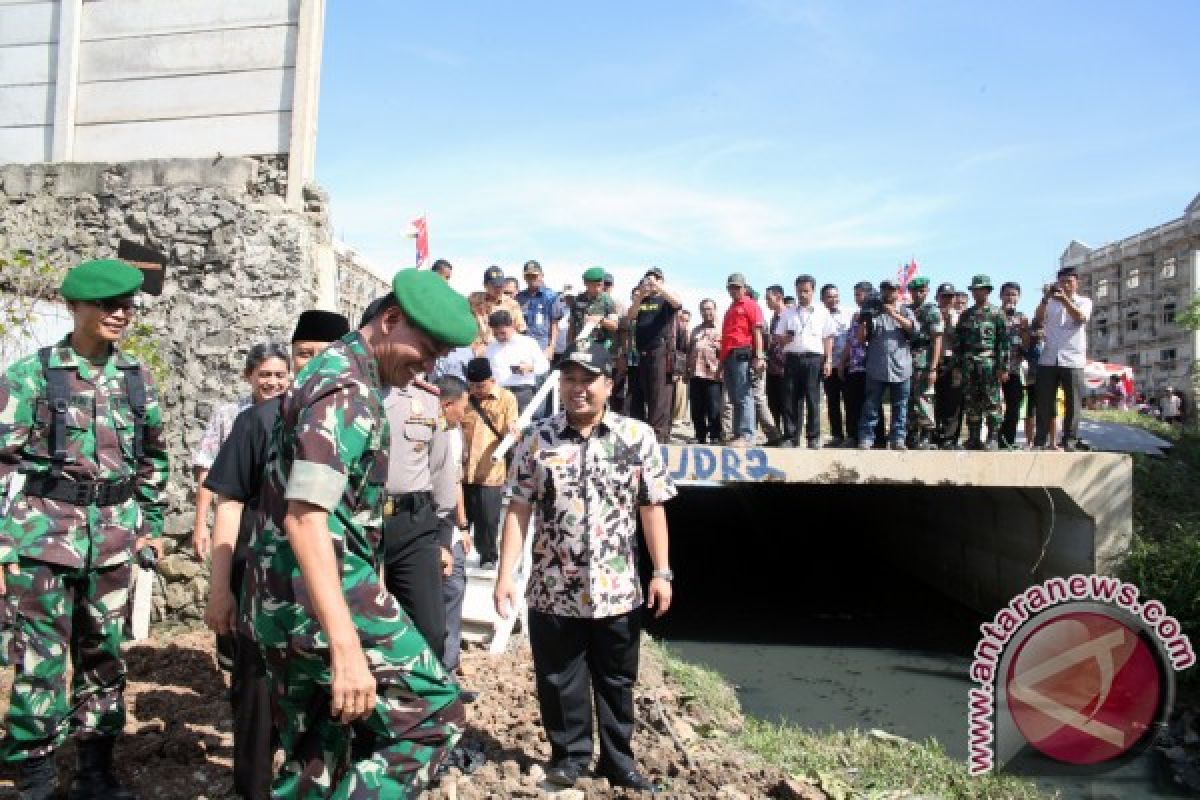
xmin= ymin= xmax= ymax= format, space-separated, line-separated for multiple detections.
xmin=663 ymin=445 xmax=1133 ymax=615
xmin=0 ymin=0 xmax=324 ymax=207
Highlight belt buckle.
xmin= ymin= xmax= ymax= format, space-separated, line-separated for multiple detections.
xmin=384 ymin=497 xmax=394 ymax=517
xmin=73 ymin=482 xmax=95 ymax=505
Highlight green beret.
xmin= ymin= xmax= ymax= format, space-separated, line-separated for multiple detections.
xmin=907 ymin=276 xmax=930 ymax=290
xmin=391 ymin=268 xmax=476 ymax=347
xmin=582 ymin=266 xmax=606 ymax=282
xmin=60 ymin=259 xmax=144 ymax=301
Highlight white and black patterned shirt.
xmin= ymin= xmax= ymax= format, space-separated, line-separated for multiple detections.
xmin=507 ymin=410 xmax=677 ymax=618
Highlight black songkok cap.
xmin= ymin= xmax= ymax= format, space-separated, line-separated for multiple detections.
xmin=465 ymin=357 xmax=493 ymax=382
xmin=292 ymin=310 xmax=350 ymax=343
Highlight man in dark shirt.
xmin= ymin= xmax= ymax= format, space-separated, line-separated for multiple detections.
xmin=202 ymin=310 xmax=349 ymax=800
xmin=625 ymin=267 xmax=683 ymax=443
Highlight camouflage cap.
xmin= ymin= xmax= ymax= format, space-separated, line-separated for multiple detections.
xmin=391 ymin=268 xmax=476 ymax=347
xmin=969 ymin=274 xmax=993 ymax=290
xmin=60 ymin=258 xmax=144 ymax=301
xmin=907 ymin=276 xmax=930 ymax=290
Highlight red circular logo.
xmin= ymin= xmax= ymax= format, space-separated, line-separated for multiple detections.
xmin=1005 ymin=611 xmax=1162 ymax=765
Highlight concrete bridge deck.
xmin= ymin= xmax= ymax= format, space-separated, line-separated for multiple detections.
xmin=663 ymin=444 xmax=1133 ymax=614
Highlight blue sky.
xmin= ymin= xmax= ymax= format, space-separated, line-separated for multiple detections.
xmin=315 ymin=1 xmax=1200 ymax=313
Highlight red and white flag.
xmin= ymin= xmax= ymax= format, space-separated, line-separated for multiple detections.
xmin=408 ymin=216 xmax=429 ymax=268
xmin=896 ymin=258 xmax=919 ymax=302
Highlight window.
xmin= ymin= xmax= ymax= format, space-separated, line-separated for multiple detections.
xmin=1161 ymin=258 xmax=1176 ymax=279
xmin=1127 ymin=268 xmax=1139 ymax=289
xmin=1125 ymin=310 xmax=1139 ymax=331
xmin=1128 ymin=353 xmax=1140 ymax=366
xmin=1160 ymin=348 xmax=1176 ymax=362
xmin=1097 ymin=279 xmax=1108 ymax=298
xmin=1163 ymin=302 xmax=1177 ymax=325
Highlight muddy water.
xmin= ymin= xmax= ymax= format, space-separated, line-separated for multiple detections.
xmin=650 ymin=484 xmax=1180 ymax=799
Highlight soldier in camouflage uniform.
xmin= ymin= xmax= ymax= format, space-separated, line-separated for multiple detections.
xmin=904 ymin=277 xmax=944 ymax=450
xmin=933 ymin=282 xmax=963 ymax=449
xmin=0 ymin=259 xmax=168 ymax=800
xmin=951 ymin=274 xmax=1011 ymax=450
xmin=245 ymin=269 xmax=476 ymax=799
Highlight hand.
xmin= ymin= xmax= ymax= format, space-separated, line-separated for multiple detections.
xmin=584 ymin=314 xmax=602 ymax=327
xmin=192 ymin=523 xmax=211 ymax=560
xmin=330 ymin=642 xmax=376 ymax=724
xmin=204 ymin=585 xmax=237 ymax=635
xmin=999 ymin=370 xmax=1010 ymax=384
xmin=494 ymin=575 xmax=518 ymax=620
xmin=647 ymin=577 xmax=673 ymax=618
xmin=0 ymin=562 xmax=19 ymax=595
xmin=822 ymin=361 xmax=832 ymax=379
xmin=543 ymin=344 xmax=555 ymax=361
xmin=750 ymin=356 xmax=765 ymax=374
xmin=925 ymin=372 xmax=936 ymax=390
xmin=137 ymin=536 xmax=164 ymax=561
xmin=951 ymin=368 xmax=962 ymax=388
xmin=461 ymin=533 xmax=473 ymax=556
xmin=471 ymin=341 xmax=487 ymax=357
xmin=507 ymin=422 xmax=519 ymax=436
xmin=440 ymin=547 xmax=453 ymax=578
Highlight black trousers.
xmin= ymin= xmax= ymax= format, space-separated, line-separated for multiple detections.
xmin=528 ymin=609 xmax=642 ymax=775
xmin=464 ymin=483 xmax=504 ymax=564
xmin=1034 ymin=365 xmax=1084 ymax=446
xmin=823 ymin=371 xmax=846 ymax=441
xmin=765 ymin=372 xmax=786 ymax=431
xmin=1000 ymin=373 xmax=1025 ymax=448
xmin=382 ymin=497 xmax=446 ymax=661
xmin=230 ymin=630 xmax=274 ymax=800
xmin=783 ymin=352 xmax=823 ymax=444
xmin=688 ymin=377 xmax=722 ymax=444
xmin=935 ymin=366 xmax=964 ymax=445
xmin=630 ymin=347 xmax=673 ymax=443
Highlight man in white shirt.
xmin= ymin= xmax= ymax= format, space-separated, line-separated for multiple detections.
xmin=486 ymin=309 xmax=550 ymax=412
xmin=1033 ymin=266 xmax=1092 ymax=451
xmin=780 ymin=274 xmax=837 ymax=448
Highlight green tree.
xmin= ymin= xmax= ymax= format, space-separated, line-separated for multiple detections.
xmin=1178 ymin=294 xmax=1200 ymax=332
xmin=0 ymin=252 xmax=68 ymax=365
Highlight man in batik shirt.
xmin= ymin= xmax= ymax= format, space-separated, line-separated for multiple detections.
xmin=494 ymin=342 xmax=676 ymax=792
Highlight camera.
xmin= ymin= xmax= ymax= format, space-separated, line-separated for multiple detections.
xmin=858 ymin=290 xmax=883 ymax=327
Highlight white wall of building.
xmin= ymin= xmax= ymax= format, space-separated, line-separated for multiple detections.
xmin=0 ymin=0 xmax=324 ymax=206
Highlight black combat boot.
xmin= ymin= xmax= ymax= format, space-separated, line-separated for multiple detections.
xmin=916 ymin=429 xmax=937 ymax=450
xmin=964 ymin=425 xmax=984 ymax=450
xmin=69 ymin=736 xmax=136 ymax=800
xmin=984 ymin=430 xmax=1000 ymax=451
xmin=17 ymin=754 xmax=59 ymax=800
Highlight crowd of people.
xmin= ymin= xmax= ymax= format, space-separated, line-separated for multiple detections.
xmin=0 ymin=253 xmax=1126 ymax=800
xmin=432 ymin=259 xmax=1099 ymax=453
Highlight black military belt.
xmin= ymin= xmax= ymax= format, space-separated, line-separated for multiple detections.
xmin=384 ymin=491 xmax=433 ymax=516
xmin=23 ymin=475 xmax=136 ymax=506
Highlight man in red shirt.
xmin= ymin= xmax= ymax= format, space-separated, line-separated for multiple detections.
xmin=721 ymin=273 xmax=765 ymax=445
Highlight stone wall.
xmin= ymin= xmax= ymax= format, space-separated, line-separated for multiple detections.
xmin=0 ymin=155 xmax=346 ymax=620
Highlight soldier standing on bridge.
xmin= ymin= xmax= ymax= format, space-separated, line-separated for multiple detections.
xmin=951 ymin=275 xmax=1011 ymax=450
xmin=933 ymin=282 xmax=964 ymax=449
xmin=245 ymin=269 xmax=475 ymax=797
xmin=904 ymin=277 xmax=944 ymax=450
xmin=0 ymin=259 xmax=168 ymax=800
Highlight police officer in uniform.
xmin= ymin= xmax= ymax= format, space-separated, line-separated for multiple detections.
xmin=933 ymin=282 xmax=964 ymax=449
xmin=0 ymin=259 xmax=169 ymax=800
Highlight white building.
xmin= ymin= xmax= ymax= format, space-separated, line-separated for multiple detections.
xmin=1060 ymin=193 xmax=1200 ymax=402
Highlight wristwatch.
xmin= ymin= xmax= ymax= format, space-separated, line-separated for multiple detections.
xmin=652 ymin=568 xmax=674 ymax=582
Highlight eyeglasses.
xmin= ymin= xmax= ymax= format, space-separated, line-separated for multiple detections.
xmin=90 ymin=298 xmax=137 ymax=313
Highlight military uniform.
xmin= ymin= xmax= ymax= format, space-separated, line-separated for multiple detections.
xmin=0 ymin=259 xmax=167 ymax=799
xmin=246 ymin=270 xmax=472 ymax=798
xmin=999 ymin=308 xmax=1030 ymax=448
xmin=952 ymin=275 xmax=1011 ymax=449
xmin=904 ymin=279 xmax=944 ymax=449
xmin=933 ymin=283 xmax=963 ymax=449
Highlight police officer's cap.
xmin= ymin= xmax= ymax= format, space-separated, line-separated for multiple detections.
xmin=294 ymin=310 xmax=350 ymax=342
xmin=60 ymin=258 xmax=144 ymax=301
xmin=936 ymin=282 xmax=956 ymax=296
xmin=391 ymin=268 xmax=477 ymax=348
xmin=907 ymin=276 xmax=930 ymax=290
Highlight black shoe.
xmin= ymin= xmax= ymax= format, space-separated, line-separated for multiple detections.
xmin=889 ymin=441 xmax=907 ymax=451
xmin=1062 ymin=439 xmax=1091 ymax=452
xmin=806 ymin=439 xmax=821 ymax=450
xmin=603 ymin=768 xmax=659 ymax=792
xmin=17 ymin=754 xmax=58 ymax=800
xmin=780 ymin=439 xmax=797 ymax=448
xmin=546 ymin=760 xmax=586 ymax=787
xmin=70 ymin=737 xmax=136 ymax=800
xmin=828 ymin=437 xmax=845 ymax=448
xmin=458 ymin=688 xmax=480 ymax=704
